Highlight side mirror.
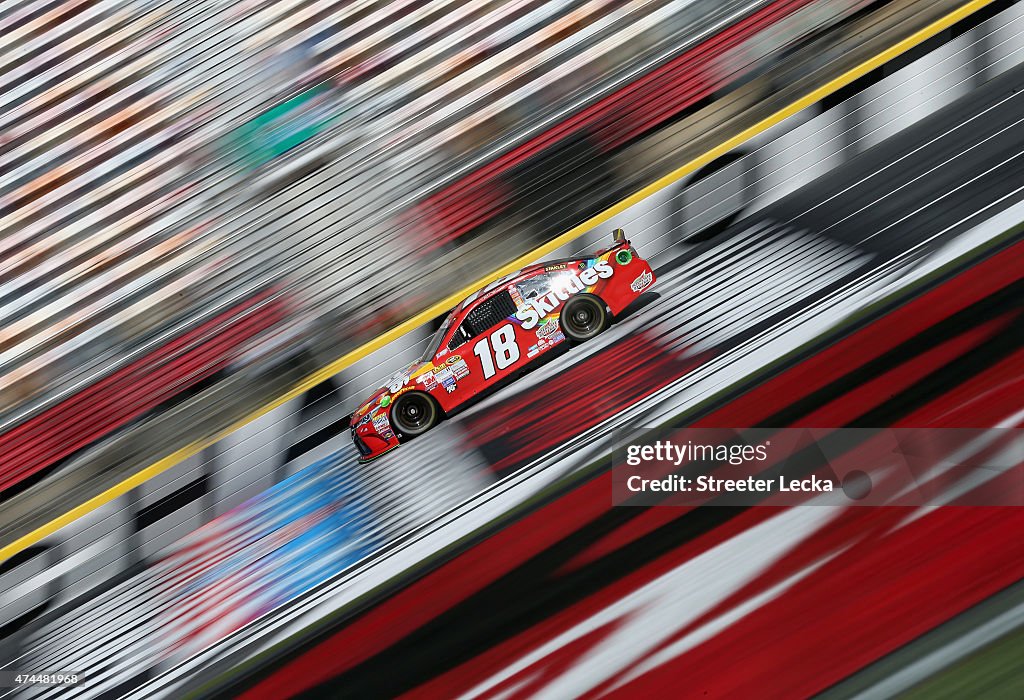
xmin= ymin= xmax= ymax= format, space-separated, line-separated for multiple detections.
xmin=612 ymin=228 xmax=627 ymax=244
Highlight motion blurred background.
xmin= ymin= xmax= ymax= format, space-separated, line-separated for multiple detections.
xmin=0 ymin=0 xmax=890 ymax=495
xmin=1 ymin=0 xmax=1022 ymax=697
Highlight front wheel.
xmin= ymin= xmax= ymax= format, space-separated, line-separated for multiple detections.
xmin=560 ymin=294 xmax=610 ymax=343
xmin=391 ymin=392 xmax=440 ymax=438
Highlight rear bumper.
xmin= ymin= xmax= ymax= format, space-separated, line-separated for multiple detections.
xmin=605 ymin=254 xmax=656 ymax=316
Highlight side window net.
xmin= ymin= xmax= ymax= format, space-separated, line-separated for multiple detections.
xmin=466 ymin=290 xmax=517 ymax=336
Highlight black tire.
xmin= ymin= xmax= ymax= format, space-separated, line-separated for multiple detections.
xmin=560 ymin=294 xmax=609 ymax=343
xmin=391 ymin=392 xmax=439 ymax=438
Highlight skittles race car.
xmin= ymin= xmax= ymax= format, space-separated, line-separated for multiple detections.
xmin=350 ymin=229 xmax=655 ymax=461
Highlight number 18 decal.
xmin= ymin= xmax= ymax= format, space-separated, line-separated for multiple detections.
xmin=473 ymin=323 xmax=520 ymax=379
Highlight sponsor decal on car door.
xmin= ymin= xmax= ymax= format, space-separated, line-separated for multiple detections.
xmin=514 ymin=261 xmax=612 ymax=330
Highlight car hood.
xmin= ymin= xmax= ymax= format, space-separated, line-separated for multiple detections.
xmin=353 ymin=360 xmax=433 ymax=419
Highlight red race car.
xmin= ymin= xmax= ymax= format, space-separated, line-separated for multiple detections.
xmin=351 ymin=229 xmax=655 ymax=461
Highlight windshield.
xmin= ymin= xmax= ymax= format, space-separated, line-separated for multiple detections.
xmin=420 ymin=312 xmax=454 ymax=363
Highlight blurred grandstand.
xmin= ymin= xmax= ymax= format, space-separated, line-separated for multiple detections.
xmin=0 ymin=0 xmax=880 ymax=495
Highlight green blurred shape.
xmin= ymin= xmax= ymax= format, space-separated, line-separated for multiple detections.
xmin=229 ymin=81 xmax=342 ymax=170
xmin=902 ymin=627 xmax=1024 ymax=699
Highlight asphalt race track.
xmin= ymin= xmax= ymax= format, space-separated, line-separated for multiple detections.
xmin=263 ymin=242 xmax=1024 ymax=700
xmin=9 ymin=56 xmax=1024 ymax=700
xmin=228 ymin=65 xmax=1024 ymax=699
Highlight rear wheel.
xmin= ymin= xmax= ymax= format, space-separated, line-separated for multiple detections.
xmin=391 ymin=392 xmax=439 ymax=438
xmin=560 ymin=294 xmax=609 ymax=343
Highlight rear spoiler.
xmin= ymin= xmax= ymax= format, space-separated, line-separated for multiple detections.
xmin=596 ymin=228 xmax=630 ymax=256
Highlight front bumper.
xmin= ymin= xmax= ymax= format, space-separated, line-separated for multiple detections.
xmin=351 ymin=416 xmax=401 ymax=462
xmin=352 ymin=432 xmax=373 ymax=457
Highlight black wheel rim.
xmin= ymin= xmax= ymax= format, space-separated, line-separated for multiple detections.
xmin=565 ymin=299 xmax=601 ymax=337
xmin=394 ymin=394 xmax=433 ymax=434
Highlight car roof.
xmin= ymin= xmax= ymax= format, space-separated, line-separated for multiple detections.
xmin=454 ymin=255 xmax=592 ymax=313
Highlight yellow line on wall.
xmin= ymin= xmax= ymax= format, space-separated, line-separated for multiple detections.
xmin=0 ymin=0 xmax=996 ymax=563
